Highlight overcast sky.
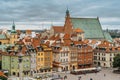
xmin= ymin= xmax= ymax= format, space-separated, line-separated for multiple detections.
xmin=0 ymin=0 xmax=120 ymax=30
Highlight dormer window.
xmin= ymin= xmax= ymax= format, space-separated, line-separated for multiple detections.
xmin=70 ymin=43 xmax=74 ymax=47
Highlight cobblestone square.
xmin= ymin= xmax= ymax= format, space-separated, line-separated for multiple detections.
xmin=56 ymin=68 xmax=120 ymax=80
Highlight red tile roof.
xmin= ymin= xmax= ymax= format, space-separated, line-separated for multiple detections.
xmin=49 ymin=35 xmax=56 ymax=40
xmin=73 ymin=41 xmax=85 ymax=45
xmin=63 ymin=34 xmax=71 ymax=40
xmin=74 ymin=28 xmax=84 ymax=33
xmin=98 ymin=40 xmax=111 ymax=47
xmin=52 ymin=26 xmax=64 ymax=33
xmin=0 ymin=71 xmax=7 ymax=78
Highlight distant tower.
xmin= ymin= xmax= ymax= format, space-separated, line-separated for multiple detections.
xmin=10 ymin=21 xmax=18 ymax=44
xmin=106 ymin=28 xmax=109 ymax=32
xmin=12 ymin=21 xmax=15 ymax=30
xmin=11 ymin=21 xmax=16 ymax=33
xmin=64 ymin=8 xmax=73 ymax=34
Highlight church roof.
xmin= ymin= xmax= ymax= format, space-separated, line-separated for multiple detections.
xmin=52 ymin=26 xmax=64 ymax=33
xmin=71 ymin=17 xmax=105 ymax=39
xmin=104 ymin=31 xmax=113 ymax=42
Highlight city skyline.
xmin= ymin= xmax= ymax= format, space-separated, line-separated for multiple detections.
xmin=0 ymin=0 xmax=120 ymax=30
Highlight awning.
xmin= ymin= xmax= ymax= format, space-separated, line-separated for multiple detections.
xmin=74 ymin=67 xmax=97 ymax=72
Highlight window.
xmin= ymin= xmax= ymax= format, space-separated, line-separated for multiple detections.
xmin=61 ymin=59 xmax=62 ymax=62
xmin=99 ymin=53 xmax=100 ymax=55
xmin=94 ymin=56 xmax=97 ymax=60
xmin=38 ymin=53 xmax=40 ymax=56
xmin=64 ymin=53 xmax=65 ymax=56
xmin=64 ymin=59 xmax=65 ymax=62
xmin=66 ymin=59 xmax=68 ymax=62
xmin=98 ymin=57 xmax=100 ymax=60
xmin=61 ymin=53 xmax=62 ymax=57
xmin=110 ymin=58 xmax=112 ymax=61
xmin=94 ymin=53 xmax=97 ymax=55
xmin=110 ymin=53 xmax=112 ymax=56
xmin=66 ymin=53 xmax=68 ymax=56
xmin=41 ymin=58 xmax=43 ymax=61
xmin=41 ymin=53 xmax=43 ymax=56
xmin=38 ymin=58 xmax=40 ymax=62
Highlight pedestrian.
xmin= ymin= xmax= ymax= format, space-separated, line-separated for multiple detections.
xmin=104 ymin=74 xmax=106 ymax=77
xmin=90 ymin=78 xmax=93 ymax=80
xmin=64 ymin=75 xmax=67 ymax=79
xmin=58 ymin=75 xmax=60 ymax=78
xmin=78 ymin=76 xmax=81 ymax=80
xmin=61 ymin=77 xmax=63 ymax=80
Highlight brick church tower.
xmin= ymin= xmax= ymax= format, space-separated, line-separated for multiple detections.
xmin=64 ymin=9 xmax=73 ymax=34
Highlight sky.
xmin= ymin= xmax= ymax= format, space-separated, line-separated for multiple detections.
xmin=0 ymin=0 xmax=120 ymax=30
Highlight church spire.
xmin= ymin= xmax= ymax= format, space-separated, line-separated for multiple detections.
xmin=11 ymin=21 xmax=16 ymax=33
xmin=64 ymin=8 xmax=73 ymax=34
xmin=12 ymin=20 xmax=15 ymax=30
xmin=66 ymin=8 xmax=70 ymax=17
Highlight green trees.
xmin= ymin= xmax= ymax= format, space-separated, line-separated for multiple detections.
xmin=113 ymin=54 xmax=120 ymax=70
xmin=0 ymin=76 xmax=7 ymax=80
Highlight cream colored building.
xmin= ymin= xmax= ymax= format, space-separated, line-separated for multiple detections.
xmin=94 ymin=41 xmax=120 ymax=67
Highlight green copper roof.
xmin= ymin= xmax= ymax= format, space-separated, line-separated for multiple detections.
xmin=0 ymin=34 xmax=6 ymax=39
xmin=104 ymin=31 xmax=113 ymax=42
xmin=0 ymin=45 xmax=7 ymax=51
xmin=71 ymin=18 xmax=105 ymax=39
xmin=11 ymin=30 xmax=17 ymax=33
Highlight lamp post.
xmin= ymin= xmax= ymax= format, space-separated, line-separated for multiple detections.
xmin=18 ymin=53 xmax=23 ymax=80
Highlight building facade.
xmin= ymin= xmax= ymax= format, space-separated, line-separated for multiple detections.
xmin=36 ymin=44 xmax=53 ymax=72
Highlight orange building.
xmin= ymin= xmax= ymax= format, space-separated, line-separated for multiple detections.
xmin=72 ymin=41 xmax=93 ymax=69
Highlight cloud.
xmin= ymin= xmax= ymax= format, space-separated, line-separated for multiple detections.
xmin=100 ymin=17 xmax=120 ymax=25
xmin=0 ymin=0 xmax=120 ymax=29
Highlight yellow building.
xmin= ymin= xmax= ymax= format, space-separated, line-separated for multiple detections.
xmin=36 ymin=44 xmax=53 ymax=72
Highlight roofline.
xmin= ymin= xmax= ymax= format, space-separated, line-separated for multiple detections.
xmin=70 ymin=17 xmax=98 ymax=19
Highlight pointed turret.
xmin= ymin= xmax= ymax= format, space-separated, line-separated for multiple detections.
xmin=12 ymin=21 xmax=15 ymax=30
xmin=11 ymin=21 xmax=16 ymax=33
xmin=66 ymin=8 xmax=70 ymax=17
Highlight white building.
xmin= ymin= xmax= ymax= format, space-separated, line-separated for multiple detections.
xmin=94 ymin=41 xmax=120 ymax=67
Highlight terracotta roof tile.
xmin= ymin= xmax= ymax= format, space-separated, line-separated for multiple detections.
xmin=91 ymin=40 xmax=97 ymax=44
xmin=83 ymin=39 xmax=89 ymax=44
xmin=98 ymin=40 xmax=111 ymax=47
xmin=32 ymin=38 xmax=40 ymax=48
xmin=64 ymin=39 xmax=72 ymax=46
xmin=73 ymin=41 xmax=85 ymax=45
xmin=49 ymin=35 xmax=56 ymax=40
xmin=74 ymin=28 xmax=84 ymax=33
xmin=26 ymin=30 xmax=32 ymax=34
xmin=52 ymin=26 xmax=64 ymax=33
xmin=63 ymin=34 xmax=71 ymax=39
xmin=0 ymin=71 xmax=7 ymax=78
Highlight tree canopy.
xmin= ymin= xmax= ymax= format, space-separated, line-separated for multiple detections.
xmin=0 ymin=76 xmax=7 ymax=80
xmin=113 ymin=54 xmax=120 ymax=69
